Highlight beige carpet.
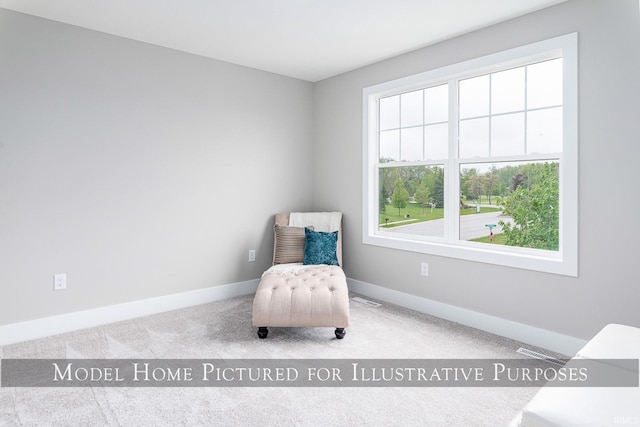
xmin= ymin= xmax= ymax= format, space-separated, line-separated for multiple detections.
xmin=0 ymin=293 xmax=562 ymax=426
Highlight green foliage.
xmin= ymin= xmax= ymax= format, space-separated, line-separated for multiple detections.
xmin=415 ymin=176 xmax=432 ymax=208
xmin=499 ymin=162 xmax=559 ymax=250
xmin=460 ymin=165 xmax=522 ymax=203
xmin=483 ymin=169 xmax=499 ymax=205
xmin=379 ymin=165 xmax=442 ymax=212
xmin=432 ymin=168 xmax=445 ymax=207
xmin=391 ymin=179 xmax=409 ymax=215
xmin=460 ymin=168 xmax=477 ymax=200
xmin=379 ymin=187 xmax=387 ymax=213
xmin=470 ymin=174 xmax=484 ymax=202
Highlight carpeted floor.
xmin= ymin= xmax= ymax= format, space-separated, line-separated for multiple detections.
xmin=0 ymin=292 xmax=563 ymax=426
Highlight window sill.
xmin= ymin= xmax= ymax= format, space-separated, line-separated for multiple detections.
xmin=363 ymin=232 xmax=577 ymax=277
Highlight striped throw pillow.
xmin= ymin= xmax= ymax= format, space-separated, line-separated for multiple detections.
xmin=273 ymin=224 xmax=312 ymax=265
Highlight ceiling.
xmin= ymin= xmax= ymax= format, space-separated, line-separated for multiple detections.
xmin=0 ymin=0 xmax=567 ymax=82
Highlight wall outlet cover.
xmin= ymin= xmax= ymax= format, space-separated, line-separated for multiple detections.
xmin=54 ymin=273 xmax=67 ymax=290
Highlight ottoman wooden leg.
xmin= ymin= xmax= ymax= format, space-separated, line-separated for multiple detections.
xmin=257 ymin=327 xmax=269 ymax=339
xmin=335 ymin=328 xmax=346 ymax=339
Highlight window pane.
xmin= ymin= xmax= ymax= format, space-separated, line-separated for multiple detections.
xmin=379 ymin=129 xmax=399 ymax=161
xmin=459 ymin=117 xmax=489 ymax=158
xmin=425 ymin=123 xmax=448 ymax=160
xmin=492 ymin=67 xmax=525 ymax=114
xmin=491 ymin=113 xmax=525 ymax=156
xmin=459 ymin=165 xmax=505 ymax=242
xmin=459 ymin=75 xmax=489 ymax=119
xmin=459 ymin=161 xmax=559 ymax=251
xmin=527 ymin=58 xmax=562 ymax=109
xmin=401 ymin=90 xmax=423 ymax=127
xmin=425 ymin=84 xmax=448 ymax=124
xmin=379 ymin=165 xmax=445 ymax=238
xmin=401 ymin=127 xmax=423 ymax=161
xmin=380 ymin=95 xmax=400 ymax=130
xmin=527 ymin=107 xmax=562 ymax=154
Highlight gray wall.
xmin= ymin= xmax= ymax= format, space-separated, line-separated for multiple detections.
xmin=313 ymin=0 xmax=640 ymax=341
xmin=2 ymin=1 xmax=639 ymax=343
xmin=0 ymin=10 xmax=314 ymax=325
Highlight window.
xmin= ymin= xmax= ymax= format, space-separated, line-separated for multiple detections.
xmin=363 ymin=34 xmax=578 ymax=276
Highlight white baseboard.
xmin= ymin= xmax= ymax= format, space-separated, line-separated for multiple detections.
xmin=2 ymin=276 xmax=586 ymax=356
xmin=0 ymin=279 xmax=260 ymax=347
xmin=347 ymin=278 xmax=587 ymax=356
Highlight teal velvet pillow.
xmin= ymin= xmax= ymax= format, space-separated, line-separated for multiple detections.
xmin=303 ymin=227 xmax=339 ymax=266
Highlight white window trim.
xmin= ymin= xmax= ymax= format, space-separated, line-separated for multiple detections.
xmin=362 ymin=33 xmax=578 ymax=277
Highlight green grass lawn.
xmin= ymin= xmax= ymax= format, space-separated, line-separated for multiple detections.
xmin=469 ymin=233 xmax=507 ymax=244
xmin=380 ymin=203 xmax=501 ymax=228
xmin=465 ymin=195 xmax=503 ymax=205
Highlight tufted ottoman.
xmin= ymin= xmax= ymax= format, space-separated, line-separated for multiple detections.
xmin=252 ymin=264 xmax=350 ymax=339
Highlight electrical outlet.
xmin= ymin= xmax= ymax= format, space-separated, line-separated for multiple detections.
xmin=248 ymin=250 xmax=256 ymax=262
xmin=421 ymin=263 xmax=429 ymax=277
xmin=54 ymin=273 xmax=67 ymax=290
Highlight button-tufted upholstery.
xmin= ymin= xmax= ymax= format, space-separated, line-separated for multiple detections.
xmin=252 ymin=265 xmax=349 ymax=328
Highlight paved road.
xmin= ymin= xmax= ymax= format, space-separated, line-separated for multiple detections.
xmin=384 ymin=212 xmax=511 ymax=240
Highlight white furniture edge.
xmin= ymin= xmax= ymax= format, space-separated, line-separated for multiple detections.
xmin=0 ymin=279 xmax=260 ymax=346
xmin=347 ymin=278 xmax=587 ymax=356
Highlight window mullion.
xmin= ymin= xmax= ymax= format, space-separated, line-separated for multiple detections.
xmin=524 ymin=66 xmax=529 ymax=153
xmin=488 ymin=74 xmax=493 ymax=157
xmin=447 ymin=79 xmax=459 ymax=243
xmin=398 ymin=96 xmax=402 ymax=160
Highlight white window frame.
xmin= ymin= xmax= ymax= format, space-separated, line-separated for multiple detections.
xmin=362 ymin=33 xmax=578 ymax=276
